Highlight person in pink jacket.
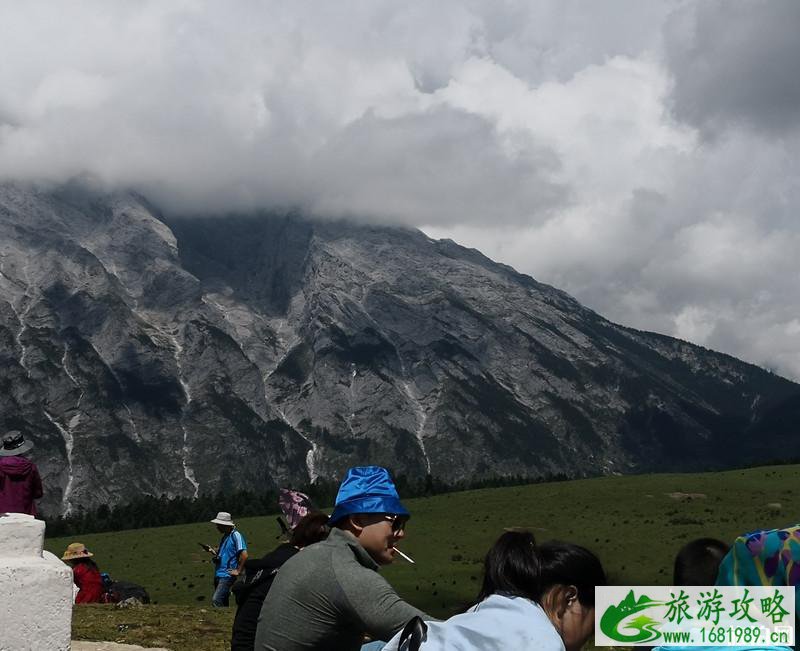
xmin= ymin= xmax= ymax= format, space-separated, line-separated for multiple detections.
xmin=0 ymin=431 xmax=43 ymax=516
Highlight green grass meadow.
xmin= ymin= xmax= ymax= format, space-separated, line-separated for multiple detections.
xmin=51 ymin=464 xmax=798 ymax=649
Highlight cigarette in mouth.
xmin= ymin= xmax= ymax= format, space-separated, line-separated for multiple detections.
xmin=393 ymin=547 xmax=415 ymax=564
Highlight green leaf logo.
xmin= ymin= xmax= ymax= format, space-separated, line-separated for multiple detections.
xmin=600 ymin=590 xmax=664 ymax=643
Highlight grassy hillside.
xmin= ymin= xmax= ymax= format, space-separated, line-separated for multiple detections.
xmin=52 ymin=464 xmax=798 ymax=649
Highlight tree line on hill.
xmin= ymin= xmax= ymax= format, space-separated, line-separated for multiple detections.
xmin=43 ymin=453 xmax=800 ymax=538
xmin=42 ymin=471 xmax=572 ymax=537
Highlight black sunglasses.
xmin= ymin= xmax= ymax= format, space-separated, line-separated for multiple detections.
xmin=383 ymin=514 xmax=407 ymax=533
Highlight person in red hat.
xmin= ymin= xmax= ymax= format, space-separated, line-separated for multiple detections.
xmin=0 ymin=431 xmax=43 ymax=516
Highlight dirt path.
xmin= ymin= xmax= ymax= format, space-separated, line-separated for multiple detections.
xmin=72 ymin=642 xmax=171 ymax=651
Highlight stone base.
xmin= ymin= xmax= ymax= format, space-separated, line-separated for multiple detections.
xmin=0 ymin=513 xmax=73 ymax=651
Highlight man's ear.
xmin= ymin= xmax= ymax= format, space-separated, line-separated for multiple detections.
xmin=347 ymin=515 xmax=365 ymax=534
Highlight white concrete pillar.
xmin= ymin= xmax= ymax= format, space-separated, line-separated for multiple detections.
xmin=0 ymin=512 xmax=74 ymax=651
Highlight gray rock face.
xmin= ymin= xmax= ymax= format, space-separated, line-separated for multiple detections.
xmin=1 ymin=183 xmax=798 ymax=515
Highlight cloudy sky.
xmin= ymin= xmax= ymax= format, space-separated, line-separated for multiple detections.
xmin=1 ymin=1 xmax=799 ymax=378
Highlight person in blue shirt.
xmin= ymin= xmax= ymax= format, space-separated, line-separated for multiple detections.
xmin=205 ymin=511 xmax=248 ymax=607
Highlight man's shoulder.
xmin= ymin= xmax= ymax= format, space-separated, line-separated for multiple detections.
xmin=265 ymin=541 xmax=337 ymax=599
xmin=269 ymin=533 xmax=365 ymax=584
xmin=277 ymin=538 xmax=341 ymax=575
xmin=293 ymin=537 xmax=336 ymax=563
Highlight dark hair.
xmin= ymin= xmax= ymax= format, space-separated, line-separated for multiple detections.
xmin=477 ymin=532 xmax=606 ymax=606
xmin=477 ymin=530 xmax=540 ymax=602
xmin=71 ymin=557 xmax=99 ymax=569
xmin=673 ymin=538 xmax=729 ymax=585
xmin=538 ymin=541 xmax=606 ymax=606
xmin=290 ymin=511 xmax=330 ymax=548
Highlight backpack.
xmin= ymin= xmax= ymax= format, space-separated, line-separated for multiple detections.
xmin=108 ymin=580 xmax=151 ymax=604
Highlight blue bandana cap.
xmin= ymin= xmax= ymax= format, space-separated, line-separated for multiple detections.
xmin=329 ymin=466 xmax=409 ymax=524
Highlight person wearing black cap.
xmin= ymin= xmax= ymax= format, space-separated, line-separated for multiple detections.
xmin=0 ymin=430 xmax=43 ymax=516
xmin=254 ymin=466 xmax=431 ymax=651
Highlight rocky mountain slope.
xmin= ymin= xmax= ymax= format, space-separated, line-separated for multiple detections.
xmin=1 ymin=183 xmax=798 ymax=515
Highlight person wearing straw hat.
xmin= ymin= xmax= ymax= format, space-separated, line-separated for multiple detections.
xmin=0 ymin=430 xmax=43 ymax=516
xmin=254 ymin=466 xmax=431 ymax=651
xmin=62 ymin=543 xmax=105 ymax=604
xmin=203 ymin=511 xmax=248 ymax=607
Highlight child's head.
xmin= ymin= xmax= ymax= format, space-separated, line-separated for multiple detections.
xmin=673 ymin=537 xmax=729 ymax=585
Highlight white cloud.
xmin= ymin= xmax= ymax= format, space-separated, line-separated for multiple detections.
xmin=1 ymin=0 xmax=799 ymax=378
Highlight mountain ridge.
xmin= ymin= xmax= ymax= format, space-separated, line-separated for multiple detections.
xmin=1 ymin=182 xmax=797 ymax=515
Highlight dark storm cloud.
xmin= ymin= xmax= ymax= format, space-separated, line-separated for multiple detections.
xmin=664 ymin=0 xmax=800 ymax=136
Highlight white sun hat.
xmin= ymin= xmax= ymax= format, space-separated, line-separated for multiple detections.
xmin=210 ymin=511 xmax=235 ymax=527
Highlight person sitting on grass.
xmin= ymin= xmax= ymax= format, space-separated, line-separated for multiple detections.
xmin=231 ymin=511 xmax=330 ymax=651
xmin=382 ymin=530 xmax=606 ymax=651
xmin=672 ymin=537 xmax=729 ymax=585
xmin=254 ymin=466 xmax=431 ymax=651
xmin=715 ymin=525 xmax=797 ymax=649
xmin=652 ymin=528 xmax=795 ymax=651
xmin=716 ymin=525 xmax=800 ymax=599
xmin=61 ymin=542 xmax=105 ymax=604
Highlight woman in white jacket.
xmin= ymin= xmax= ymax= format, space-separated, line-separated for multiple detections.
xmin=382 ymin=531 xmax=606 ymax=651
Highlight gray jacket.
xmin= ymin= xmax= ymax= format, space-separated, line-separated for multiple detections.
xmin=254 ymin=527 xmax=429 ymax=651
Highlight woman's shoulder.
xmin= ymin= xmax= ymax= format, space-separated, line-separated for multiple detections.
xmin=474 ymin=595 xmax=562 ymax=642
xmin=472 ymin=592 xmax=549 ymax=617
xmin=395 ymin=594 xmax=562 ymax=651
xmin=73 ymin=561 xmax=100 ymax=578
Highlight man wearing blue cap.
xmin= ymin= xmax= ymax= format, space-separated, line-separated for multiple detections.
xmin=254 ymin=466 xmax=431 ymax=651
